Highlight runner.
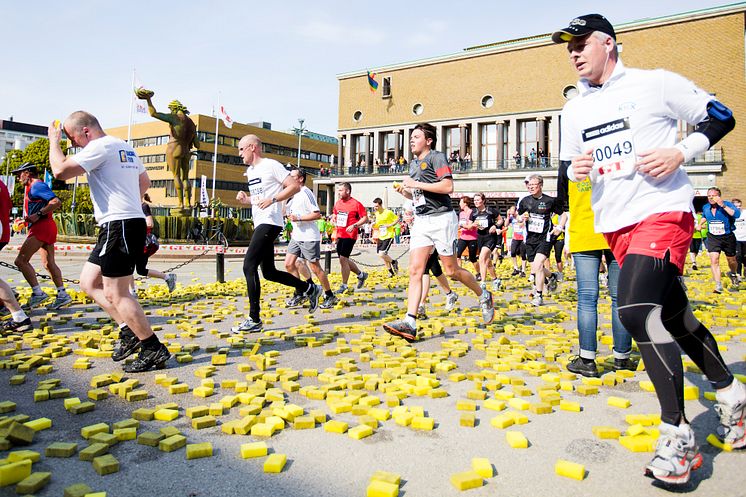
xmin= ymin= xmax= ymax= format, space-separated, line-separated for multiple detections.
xmin=50 ymin=111 xmax=170 ymax=372
xmin=233 ymin=135 xmax=321 ymax=333
xmin=507 ymin=205 xmax=526 ymax=277
xmin=702 ymin=187 xmax=740 ymax=293
xmin=468 ymin=192 xmax=502 ymax=291
xmin=456 ymin=196 xmax=480 ymax=279
xmin=372 ymin=197 xmax=399 ymax=276
xmin=550 ymin=212 xmax=566 ymax=277
xmin=131 ymin=193 xmax=176 ymax=295
xmin=554 ymin=13 xmax=744 ymax=484
xmin=332 ymin=182 xmax=368 ymax=294
xmin=0 ymin=176 xmax=33 ymax=334
xmin=12 ymin=162 xmax=72 ymax=310
xmin=383 ymin=123 xmax=493 ymax=341
xmin=282 ymin=167 xmax=338 ymax=310
xmin=517 ymin=174 xmax=566 ymax=306
xmin=733 ymin=198 xmax=746 ymax=278
xmin=688 ymin=209 xmax=706 ymax=271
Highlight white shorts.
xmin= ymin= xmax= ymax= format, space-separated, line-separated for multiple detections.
xmin=410 ymin=211 xmax=458 ymax=256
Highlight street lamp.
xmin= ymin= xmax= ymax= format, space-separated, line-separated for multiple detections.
xmin=295 ymin=118 xmax=308 ymax=167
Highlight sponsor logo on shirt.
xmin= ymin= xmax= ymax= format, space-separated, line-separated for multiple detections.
xmin=119 ymin=150 xmax=127 ymax=162
xmin=581 ymin=118 xmax=629 ymax=141
xmin=618 ymin=102 xmax=636 ymax=112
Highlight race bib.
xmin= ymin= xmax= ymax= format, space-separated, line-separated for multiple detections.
xmin=735 ymin=218 xmax=746 ymax=240
xmin=412 ymin=189 xmax=425 ymax=207
xmin=708 ymin=220 xmax=726 ymax=236
xmin=336 ymin=212 xmax=349 ymax=228
xmin=477 ymin=218 xmax=488 ymax=229
xmin=248 ymin=177 xmax=264 ymax=198
xmin=528 ymin=214 xmax=545 ymax=234
xmin=581 ymin=117 xmax=636 ymax=182
xmin=378 ymin=227 xmax=388 ymax=238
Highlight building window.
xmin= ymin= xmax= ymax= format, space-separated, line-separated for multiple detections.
xmin=481 ymin=124 xmax=497 ymax=169
xmin=562 ymin=85 xmax=578 ymax=100
xmin=519 ymin=120 xmax=538 ymax=160
xmin=412 ymin=103 xmax=423 ymax=116
xmin=383 ymin=132 xmax=400 ymax=161
xmin=353 ymin=111 xmax=363 ymax=122
xmin=481 ymin=95 xmax=494 ymax=108
xmin=382 ymin=77 xmax=392 ymax=99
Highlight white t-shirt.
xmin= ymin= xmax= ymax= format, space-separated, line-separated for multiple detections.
xmin=734 ymin=211 xmax=746 ymax=242
xmin=72 ymin=135 xmax=146 ymax=225
xmin=560 ymin=60 xmax=712 ymax=233
xmin=245 ymin=158 xmax=289 ymax=227
xmin=287 ymin=186 xmax=321 ymax=242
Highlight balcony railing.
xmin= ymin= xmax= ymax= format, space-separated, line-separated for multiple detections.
xmin=318 ymin=157 xmax=560 ymax=177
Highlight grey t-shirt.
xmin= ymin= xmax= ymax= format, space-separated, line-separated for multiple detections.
xmin=409 ymin=150 xmax=453 ymax=216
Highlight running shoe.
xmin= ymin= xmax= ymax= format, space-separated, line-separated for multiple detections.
xmin=547 ymin=273 xmax=559 ymax=293
xmin=231 ymin=318 xmax=263 ymax=334
xmin=644 ymin=423 xmax=702 ymax=485
xmin=566 ymin=356 xmax=600 ymax=378
xmin=47 ymin=293 xmax=73 ymax=310
xmin=383 ymin=320 xmax=417 ymax=342
xmin=26 ymin=293 xmax=50 ymax=308
xmin=556 ymin=272 xmax=564 ymax=283
xmin=519 ymin=271 xmax=526 ymax=278
xmin=319 ymin=294 xmax=340 ymax=309
xmin=123 ymin=343 xmax=171 ymax=373
xmin=531 ymin=294 xmax=543 ymax=307
xmin=285 ymin=293 xmax=306 ymax=307
xmin=714 ymin=282 xmax=724 ymax=294
xmin=0 ymin=318 xmax=33 ymax=334
xmin=417 ymin=305 xmax=428 ymax=320
xmin=391 ymin=260 xmax=399 ymax=274
xmin=612 ymin=357 xmax=636 ymax=372
xmin=728 ymin=272 xmax=740 ymax=287
xmin=715 ymin=381 xmax=746 ymax=449
xmin=475 ymin=273 xmax=481 ymax=282
xmin=165 ymin=273 xmax=177 ymax=293
xmin=511 ymin=269 xmax=520 ymax=276
xmin=335 ymin=284 xmax=349 ymax=295
xmin=356 ymin=271 xmax=369 ymax=289
xmin=492 ymin=279 xmax=502 ymax=292
xmin=445 ymin=292 xmax=459 ymax=311
xmin=692 ymin=263 xmax=698 ymax=271
xmin=306 ymin=283 xmax=321 ymax=314
xmin=480 ymin=289 xmax=494 ymax=324
xmin=112 ymin=328 xmax=140 ymax=362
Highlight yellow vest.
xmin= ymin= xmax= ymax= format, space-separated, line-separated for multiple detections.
xmin=568 ymin=179 xmax=608 ymax=252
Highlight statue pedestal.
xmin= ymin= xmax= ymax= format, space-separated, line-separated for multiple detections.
xmin=170 ymin=207 xmax=191 ymax=217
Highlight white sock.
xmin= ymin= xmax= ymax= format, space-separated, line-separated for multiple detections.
xmin=11 ymin=310 xmax=28 ymax=322
xmin=716 ymin=378 xmax=746 ymax=406
xmin=57 ymin=286 xmax=68 ymax=296
xmin=32 ymin=286 xmax=43 ymax=296
xmin=119 ymin=322 xmax=129 ymax=330
xmin=404 ymin=314 xmax=416 ymax=328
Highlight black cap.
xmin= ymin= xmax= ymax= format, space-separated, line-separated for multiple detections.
xmin=552 ymin=14 xmax=616 ymax=43
xmin=11 ymin=162 xmax=37 ymax=175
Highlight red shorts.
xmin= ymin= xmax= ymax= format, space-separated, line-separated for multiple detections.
xmin=604 ymin=211 xmax=694 ymax=275
xmin=28 ymin=217 xmax=58 ymax=245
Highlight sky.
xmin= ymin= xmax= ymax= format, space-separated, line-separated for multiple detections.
xmin=2 ymin=0 xmax=737 ymax=137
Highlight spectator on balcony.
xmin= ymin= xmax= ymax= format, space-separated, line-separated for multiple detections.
xmin=513 ymin=151 xmax=522 ymax=168
xmin=374 ymin=158 xmax=381 ymax=174
xmin=463 ymin=152 xmax=472 ymax=170
xmin=538 ymin=148 xmax=547 ymax=167
xmin=529 ymin=148 xmax=537 ymax=166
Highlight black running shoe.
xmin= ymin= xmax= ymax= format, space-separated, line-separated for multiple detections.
xmin=612 ymin=357 xmax=636 ymax=372
xmin=112 ymin=328 xmax=140 ymax=362
xmin=123 ymin=343 xmax=171 ymax=373
xmin=1 ymin=318 xmax=33 ymax=334
xmin=566 ymin=356 xmax=600 ymax=378
xmin=391 ymin=259 xmax=399 ymax=274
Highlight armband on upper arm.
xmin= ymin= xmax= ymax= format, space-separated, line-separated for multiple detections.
xmin=675 ymin=100 xmax=735 ymax=162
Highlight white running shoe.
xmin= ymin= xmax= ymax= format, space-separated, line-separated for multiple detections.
xmin=445 ymin=292 xmax=459 ymax=311
xmin=165 ymin=273 xmax=177 ymax=293
xmin=645 ymin=423 xmax=702 ymax=485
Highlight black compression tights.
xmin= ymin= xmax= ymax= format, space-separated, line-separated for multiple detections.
xmin=617 ymin=254 xmax=733 ymax=426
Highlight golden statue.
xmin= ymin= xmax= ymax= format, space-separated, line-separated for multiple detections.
xmin=135 ymin=88 xmax=199 ymax=212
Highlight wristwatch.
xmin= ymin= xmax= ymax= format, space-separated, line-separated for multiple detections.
xmin=272 ymin=196 xmax=277 ymax=204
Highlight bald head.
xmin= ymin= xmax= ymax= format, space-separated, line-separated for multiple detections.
xmin=238 ymin=134 xmax=263 ymax=166
xmin=65 ymin=111 xmax=103 ymax=134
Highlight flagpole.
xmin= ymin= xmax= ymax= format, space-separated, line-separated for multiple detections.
xmin=211 ymin=94 xmax=220 ymax=200
xmin=127 ymin=68 xmax=136 ymax=143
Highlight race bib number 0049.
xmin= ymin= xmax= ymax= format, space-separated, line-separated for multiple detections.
xmin=581 ymin=117 xmax=636 ymax=181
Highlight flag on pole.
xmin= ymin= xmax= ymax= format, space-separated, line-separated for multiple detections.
xmin=219 ymin=105 xmax=233 ymax=128
xmin=200 ymin=175 xmax=209 ymax=207
xmin=133 ymin=72 xmax=148 ymax=114
xmin=44 ymin=169 xmax=53 ymax=188
xmin=367 ymin=71 xmax=379 ymax=92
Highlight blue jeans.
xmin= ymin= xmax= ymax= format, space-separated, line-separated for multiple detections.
xmin=574 ymin=250 xmax=631 ymax=359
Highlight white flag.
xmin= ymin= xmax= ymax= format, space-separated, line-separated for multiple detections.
xmin=200 ymin=175 xmax=209 ymax=207
xmin=219 ymin=105 xmax=233 ymax=128
xmin=133 ymin=72 xmax=148 ymax=114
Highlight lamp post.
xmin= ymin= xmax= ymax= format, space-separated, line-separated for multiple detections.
xmin=295 ymin=118 xmax=307 ymax=167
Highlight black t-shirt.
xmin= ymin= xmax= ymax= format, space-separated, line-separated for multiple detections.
xmin=142 ymin=202 xmax=152 ymax=217
xmin=409 ymin=150 xmax=453 ymax=216
xmin=470 ymin=207 xmax=501 ymax=236
xmin=517 ymin=193 xmax=562 ymax=240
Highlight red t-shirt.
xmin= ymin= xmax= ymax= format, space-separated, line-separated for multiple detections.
xmin=333 ymin=197 xmax=367 ymax=240
xmin=0 ymin=180 xmax=10 ymax=244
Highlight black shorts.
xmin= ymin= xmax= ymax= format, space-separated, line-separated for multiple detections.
xmin=689 ymin=237 xmax=703 ymax=254
xmin=377 ymin=238 xmax=393 ymax=254
xmin=525 ymin=236 xmax=552 ymax=263
xmin=89 ymin=218 xmax=146 ymax=278
xmin=457 ymin=239 xmax=478 ymax=263
xmin=425 ymin=250 xmax=443 ymax=278
xmin=706 ymin=233 xmax=737 ymax=257
xmin=477 ymin=234 xmax=498 ymax=252
xmin=336 ymin=238 xmax=356 ymax=258
xmin=510 ymin=239 xmax=526 ymax=259
xmin=553 ymin=239 xmax=565 ymax=263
